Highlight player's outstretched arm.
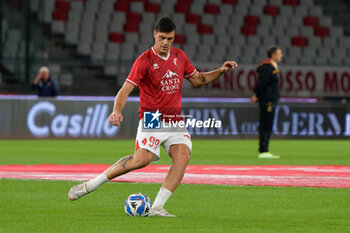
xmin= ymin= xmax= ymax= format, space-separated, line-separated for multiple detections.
xmin=187 ymin=61 xmax=238 ymax=88
xmin=108 ymin=82 xmax=135 ymax=127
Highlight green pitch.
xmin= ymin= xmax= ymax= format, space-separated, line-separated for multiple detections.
xmin=1 ymin=139 xmax=350 ymax=233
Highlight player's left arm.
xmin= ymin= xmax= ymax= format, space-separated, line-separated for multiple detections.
xmin=187 ymin=61 xmax=238 ymax=88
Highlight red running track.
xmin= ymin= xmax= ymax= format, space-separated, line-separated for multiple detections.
xmin=0 ymin=164 xmax=350 ymax=188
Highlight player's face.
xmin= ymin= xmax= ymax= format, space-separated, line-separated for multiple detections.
xmin=153 ymin=30 xmax=175 ymax=56
xmin=272 ymin=49 xmax=283 ymax=63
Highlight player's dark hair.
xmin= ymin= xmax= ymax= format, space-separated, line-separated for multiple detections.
xmin=267 ymin=45 xmax=281 ymax=58
xmin=154 ymin=17 xmax=176 ymax=33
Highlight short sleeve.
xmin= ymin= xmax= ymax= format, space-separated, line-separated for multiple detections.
xmin=125 ymin=57 xmax=147 ymax=87
xmin=182 ymin=51 xmax=197 ymax=79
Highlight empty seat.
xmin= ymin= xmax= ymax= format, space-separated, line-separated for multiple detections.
xmin=260 ymin=16 xmax=274 ymax=26
xmin=261 ymin=36 xmax=276 ymax=46
xmin=216 ymin=15 xmax=230 ymax=25
xmin=269 ymin=0 xmax=283 ymax=5
xmin=290 ymin=17 xmax=303 ymax=27
xmin=91 ymin=43 xmax=106 ymax=61
xmin=307 ymin=37 xmax=322 ymax=48
xmin=211 ymin=45 xmax=226 ymax=63
xmin=51 ymin=21 xmax=65 ymax=34
xmin=317 ymin=48 xmax=331 ymax=57
xmin=278 ymin=36 xmax=291 ymax=47
xmin=228 ymin=25 xmax=241 ymax=36
xmin=230 ymin=16 xmax=244 ymax=26
xmin=279 ymin=6 xmax=293 ymax=16
xmin=202 ymin=35 xmax=215 ymax=45
xmin=130 ymin=2 xmax=144 ymax=13
xmin=274 ymin=16 xmax=288 ymax=27
xmin=220 ymin=4 xmax=234 ymax=15
xmin=233 ymin=36 xmax=246 ymax=46
xmin=309 ymin=6 xmax=323 ymax=17
xmin=217 ymin=35 xmax=231 ymax=46
xmin=247 ymin=36 xmax=261 ymax=46
xmin=322 ymin=37 xmax=337 ymax=48
xmin=214 ymin=25 xmax=227 ymax=34
xmin=225 ymin=46 xmax=241 ymax=60
xmin=302 ymin=47 xmax=317 ymax=58
xmin=264 ymin=5 xmax=279 ymax=17
xmin=330 ymin=27 xmax=343 ymax=38
xmin=303 ymin=16 xmax=318 ymax=27
xmin=120 ymin=43 xmax=135 ymax=60
xmin=78 ymin=42 xmax=91 ymax=55
xmin=285 ymin=27 xmax=299 ymax=36
xmin=329 ymin=57 xmax=343 ymax=66
xmin=283 ymin=56 xmax=298 ymax=65
xmin=338 ymin=38 xmax=350 ymax=48
xmin=68 ymin=11 xmax=81 ymax=22
xmin=299 ymin=57 xmax=313 ymax=65
xmin=294 ymin=6 xmax=308 ymax=17
xmin=287 ymin=46 xmax=301 ymax=57
xmin=314 ymin=57 xmax=328 ymax=65
xmin=319 ymin=16 xmax=332 ymax=27
xmin=300 ymin=26 xmax=314 ymax=37
xmin=70 ymin=1 xmax=84 ymax=12
xmin=291 ymin=36 xmax=308 ymax=47
xmin=256 ymin=25 xmax=270 ymax=36
xmin=234 ymin=5 xmax=248 ymax=16
xmin=333 ymin=48 xmax=347 ymax=58
xmin=249 ymin=5 xmax=263 ymax=15
xmin=202 ymin=15 xmax=215 ymax=25
xmin=186 ymin=34 xmax=200 ymax=45
xmin=111 ymin=12 xmax=126 ymax=24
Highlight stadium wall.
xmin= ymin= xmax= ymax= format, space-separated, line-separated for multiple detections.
xmin=0 ymin=96 xmax=349 ymax=139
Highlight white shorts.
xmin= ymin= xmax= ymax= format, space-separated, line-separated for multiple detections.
xmin=135 ymin=120 xmax=192 ymax=162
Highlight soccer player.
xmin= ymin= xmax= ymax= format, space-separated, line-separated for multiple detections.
xmin=250 ymin=45 xmax=283 ymax=159
xmin=68 ymin=17 xmax=237 ymax=217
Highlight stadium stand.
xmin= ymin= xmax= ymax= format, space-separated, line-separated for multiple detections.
xmin=1 ymin=0 xmax=350 ymax=89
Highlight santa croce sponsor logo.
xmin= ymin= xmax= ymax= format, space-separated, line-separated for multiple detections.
xmin=27 ymin=101 xmax=119 ymax=138
xmin=161 ymin=70 xmax=180 ymax=94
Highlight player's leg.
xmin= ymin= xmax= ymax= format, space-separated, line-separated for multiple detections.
xmin=68 ymin=148 xmax=154 ymax=201
xmin=258 ymin=102 xmax=279 ymax=159
xmin=158 ymin=144 xmax=190 ymax=192
xmin=258 ymin=101 xmax=269 ymax=153
xmin=150 ymin=138 xmax=191 ymax=217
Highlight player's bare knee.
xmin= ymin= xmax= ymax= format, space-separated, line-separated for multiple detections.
xmin=173 ymin=151 xmax=190 ymax=165
xmin=134 ymin=149 xmax=154 ymax=168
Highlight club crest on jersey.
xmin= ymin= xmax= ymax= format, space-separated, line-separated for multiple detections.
xmin=153 ymin=63 xmax=159 ymax=69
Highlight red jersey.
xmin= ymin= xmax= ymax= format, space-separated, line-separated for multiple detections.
xmin=126 ymin=46 xmax=197 ymax=121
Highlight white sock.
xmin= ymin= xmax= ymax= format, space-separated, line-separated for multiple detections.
xmin=152 ymin=187 xmax=172 ymax=209
xmin=86 ymin=172 xmax=109 ymax=192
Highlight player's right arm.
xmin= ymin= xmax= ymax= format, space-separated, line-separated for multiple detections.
xmin=108 ymin=82 xmax=135 ymax=127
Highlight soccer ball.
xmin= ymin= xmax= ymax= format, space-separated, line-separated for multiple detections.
xmin=124 ymin=193 xmax=152 ymax=217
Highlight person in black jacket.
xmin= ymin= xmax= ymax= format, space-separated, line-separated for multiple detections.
xmin=32 ymin=67 xmax=59 ymax=97
xmin=251 ymin=45 xmax=283 ymax=159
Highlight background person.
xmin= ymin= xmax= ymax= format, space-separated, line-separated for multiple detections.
xmin=32 ymin=67 xmax=59 ymax=97
xmin=251 ymin=45 xmax=283 ymax=159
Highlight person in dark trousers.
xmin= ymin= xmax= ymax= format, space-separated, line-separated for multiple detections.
xmin=251 ymin=45 xmax=283 ymax=159
xmin=32 ymin=67 xmax=59 ymax=97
